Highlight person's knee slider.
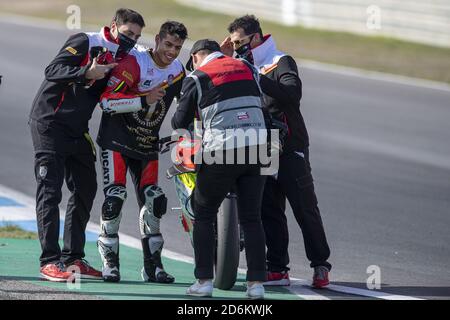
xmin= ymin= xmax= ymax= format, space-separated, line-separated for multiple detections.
xmin=143 ymin=185 xmax=167 ymax=219
xmin=101 ymin=186 xmax=127 ymax=235
xmin=139 ymin=185 xmax=167 ymax=235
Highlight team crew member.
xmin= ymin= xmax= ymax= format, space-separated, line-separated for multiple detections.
xmin=29 ymin=8 xmax=145 ymax=282
xmin=172 ymin=39 xmax=267 ymax=299
xmin=96 ymin=21 xmax=188 ymax=283
xmin=222 ymin=15 xmax=332 ymax=288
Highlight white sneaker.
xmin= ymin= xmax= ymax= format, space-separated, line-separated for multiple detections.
xmin=246 ymin=282 xmax=265 ymax=299
xmin=186 ymin=280 xmax=213 ymax=297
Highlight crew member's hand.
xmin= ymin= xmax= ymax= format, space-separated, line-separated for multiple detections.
xmin=145 ymin=87 xmax=166 ymax=105
xmin=220 ymin=36 xmax=234 ymax=57
xmin=85 ymin=58 xmax=118 ymax=80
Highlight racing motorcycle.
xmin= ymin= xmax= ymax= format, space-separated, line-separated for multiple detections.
xmin=159 ymin=135 xmax=242 ymax=290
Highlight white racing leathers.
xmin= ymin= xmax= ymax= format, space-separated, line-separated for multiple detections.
xmin=97 ymin=46 xmax=184 ymax=283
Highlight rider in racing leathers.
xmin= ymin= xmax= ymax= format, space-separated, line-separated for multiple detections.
xmin=95 ymin=21 xmax=188 ymax=283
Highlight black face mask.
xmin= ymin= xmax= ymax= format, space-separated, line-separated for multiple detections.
xmin=235 ymin=35 xmax=254 ymax=64
xmin=117 ymin=32 xmax=136 ymax=55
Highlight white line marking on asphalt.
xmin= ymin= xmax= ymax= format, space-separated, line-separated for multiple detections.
xmin=286 ymin=280 xmax=331 ymax=300
xmin=233 ymin=267 xmax=330 ymax=300
xmin=0 ymin=13 xmax=449 ymax=93
xmin=324 ymin=283 xmax=423 ymax=300
xmin=291 ymin=278 xmax=423 ymax=300
xmin=0 ymin=184 xmax=425 ymax=300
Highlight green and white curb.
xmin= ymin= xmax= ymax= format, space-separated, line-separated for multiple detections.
xmin=0 ymin=184 xmax=297 ymax=300
xmin=0 ymin=184 xmax=422 ymax=300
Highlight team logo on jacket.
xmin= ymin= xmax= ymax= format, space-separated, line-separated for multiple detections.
xmin=122 ymin=71 xmax=134 ymax=82
xmin=107 ymin=76 xmax=121 ymax=88
xmin=143 ymin=80 xmax=152 ymax=88
xmin=237 ymin=112 xmax=250 ymax=120
xmin=65 ymin=46 xmax=77 ymax=55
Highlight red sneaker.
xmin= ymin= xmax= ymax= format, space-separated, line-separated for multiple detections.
xmin=312 ymin=266 xmax=330 ymax=288
xmin=263 ymin=271 xmax=290 ymax=286
xmin=66 ymin=259 xmax=102 ymax=280
xmin=40 ymin=262 xmax=72 ymax=282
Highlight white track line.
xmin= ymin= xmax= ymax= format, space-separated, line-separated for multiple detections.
xmin=286 ymin=280 xmax=330 ymax=300
xmin=0 ymin=184 xmax=424 ymax=300
xmin=0 ymin=13 xmax=449 ymax=93
xmin=290 ymin=278 xmax=423 ymax=300
xmin=0 ymin=183 xmax=194 ymax=264
xmin=232 ymin=267 xmax=329 ymax=300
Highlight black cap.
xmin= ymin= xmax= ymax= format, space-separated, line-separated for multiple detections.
xmin=186 ymin=39 xmax=221 ymax=71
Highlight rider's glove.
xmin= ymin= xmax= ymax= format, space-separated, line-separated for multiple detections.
xmin=100 ymin=92 xmax=146 ymax=115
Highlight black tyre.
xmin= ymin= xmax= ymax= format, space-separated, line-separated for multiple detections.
xmin=214 ymin=194 xmax=240 ymax=290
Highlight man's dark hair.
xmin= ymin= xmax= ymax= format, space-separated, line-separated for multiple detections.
xmin=113 ymin=8 xmax=145 ymax=28
xmin=228 ymin=15 xmax=263 ymax=38
xmin=159 ymin=21 xmax=188 ymax=40
xmin=196 ymin=49 xmax=213 ymax=56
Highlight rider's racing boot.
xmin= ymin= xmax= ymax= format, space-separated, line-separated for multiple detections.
xmin=141 ymin=234 xmax=175 ymax=283
xmin=97 ymin=235 xmax=121 ymax=282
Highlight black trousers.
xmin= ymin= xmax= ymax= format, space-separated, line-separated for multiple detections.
xmin=30 ymin=120 xmax=97 ymax=267
xmin=262 ymin=148 xmax=331 ymax=272
xmin=192 ymin=162 xmax=267 ymax=282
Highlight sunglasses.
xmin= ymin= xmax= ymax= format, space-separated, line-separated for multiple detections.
xmin=231 ymin=33 xmax=255 ymax=48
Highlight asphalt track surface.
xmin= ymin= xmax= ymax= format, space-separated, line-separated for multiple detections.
xmin=0 ymin=17 xmax=449 ymax=300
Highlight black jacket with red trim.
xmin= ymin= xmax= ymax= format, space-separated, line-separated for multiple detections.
xmin=29 ymin=28 xmax=123 ymax=138
xmin=251 ymin=35 xmax=308 ymax=152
